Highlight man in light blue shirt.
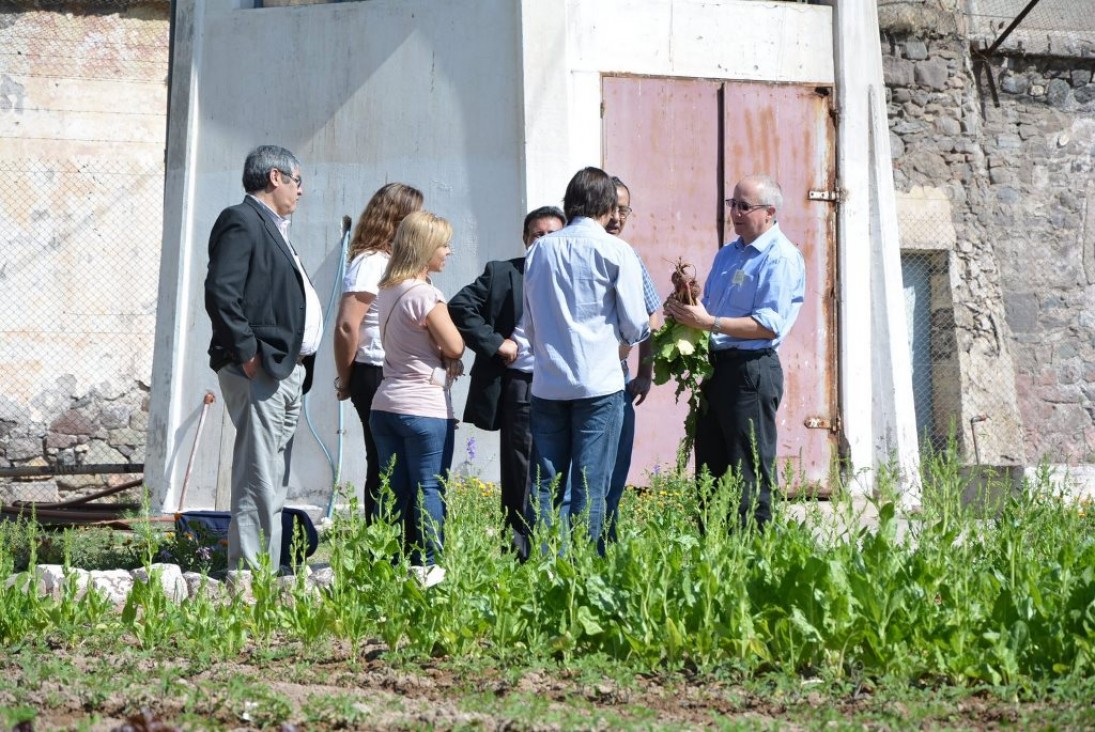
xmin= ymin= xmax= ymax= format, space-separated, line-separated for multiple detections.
xmin=664 ymin=174 xmax=805 ymax=531
xmin=524 ymin=167 xmax=650 ymax=551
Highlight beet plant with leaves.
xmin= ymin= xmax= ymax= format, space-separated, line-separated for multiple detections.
xmin=649 ymin=257 xmax=713 ymax=469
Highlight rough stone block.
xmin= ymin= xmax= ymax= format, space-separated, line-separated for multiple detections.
xmin=0 ymin=481 xmax=58 ymax=503
xmin=1046 ymin=79 xmax=1072 ymax=109
xmin=61 ymin=568 xmax=91 ymax=601
xmin=1072 ymin=69 xmax=1093 ymax=86
xmin=935 ymin=117 xmax=962 ymax=136
xmin=35 ymin=565 xmax=66 ymax=600
xmin=1075 ymin=85 xmax=1095 ymax=105
xmin=914 ymin=59 xmax=949 ymax=91
xmin=989 ymin=168 xmax=1016 ymax=185
xmin=50 ymin=409 xmax=95 ymax=436
xmin=107 ymin=428 xmax=144 ymax=448
xmin=308 ymin=565 xmax=335 ymax=591
xmin=884 ymin=56 xmax=915 ymax=87
xmin=45 ymin=432 xmax=77 ymax=450
xmin=904 ymin=39 xmax=929 ymax=61
xmin=99 ymin=405 xmax=131 ymax=431
xmin=131 ymin=564 xmax=187 ymax=603
xmin=1017 ymin=124 xmax=1041 ymax=141
xmin=83 ymin=440 xmax=127 ymax=465
xmin=890 ymin=132 xmax=905 ymax=158
xmin=181 ymin=571 xmax=225 ymax=602
xmin=4 ymin=437 xmax=42 ymax=461
xmin=1000 ymin=74 xmax=1030 ymax=95
xmin=893 ymin=119 xmax=926 ymax=135
xmin=907 ymin=150 xmax=951 ymax=180
xmin=88 ymin=569 xmax=134 ymax=606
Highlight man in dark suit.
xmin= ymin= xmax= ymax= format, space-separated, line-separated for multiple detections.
xmin=449 ymin=206 xmax=565 ymax=559
xmin=205 ymin=145 xmax=322 ymax=573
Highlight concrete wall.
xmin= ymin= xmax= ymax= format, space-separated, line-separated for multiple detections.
xmin=0 ymin=1 xmax=168 ymax=501
xmin=149 ymin=0 xmax=525 ymax=511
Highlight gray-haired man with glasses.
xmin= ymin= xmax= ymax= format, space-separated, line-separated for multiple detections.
xmin=663 ymin=174 xmax=805 ymax=531
xmin=205 ymin=144 xmax=322 ymax=573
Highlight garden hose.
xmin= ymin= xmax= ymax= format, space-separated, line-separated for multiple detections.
xmin=301 ymin=216 xmax=352 ymax=520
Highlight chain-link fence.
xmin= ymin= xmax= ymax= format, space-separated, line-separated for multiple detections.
xmin=899 ymin=198 xmax=1094 ymax=470
xmin=966 ymin=0 xmax=1095 ymax=56
xmin=0 ymin=0 xmax=169 ymax=504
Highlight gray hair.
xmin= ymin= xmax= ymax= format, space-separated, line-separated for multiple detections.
xmin=241 ymin=145 xmax=300 ymax=193
xmin=743 ymin=174 xmax=783 ymax=210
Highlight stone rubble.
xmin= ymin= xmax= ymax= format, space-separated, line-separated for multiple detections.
xmin=2 ymin=562 xmax=334 ymax=606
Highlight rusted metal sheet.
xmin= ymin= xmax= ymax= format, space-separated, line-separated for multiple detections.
xmin=603 ymin=76 xmax=839 ymax=494
xmin=722 ymin=82 xmax=839 ymax=495
xmin=602 ymin=75 xmax=722 ymax=482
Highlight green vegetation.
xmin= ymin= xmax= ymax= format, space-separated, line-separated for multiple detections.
xmin=1 ymin=447 xmax=1094 ymax=728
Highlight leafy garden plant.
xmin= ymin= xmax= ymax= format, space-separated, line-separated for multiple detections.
xmin=1 ymin=448 xmax=1094 ymax=699
xmin=650 ymin=258 xmax=713 ymax=468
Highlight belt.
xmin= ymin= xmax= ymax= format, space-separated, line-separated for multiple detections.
xmin=504 ymin=368 xmax=534 ymax=381
xmin=711 ymin=347 xmax=776 ymax=363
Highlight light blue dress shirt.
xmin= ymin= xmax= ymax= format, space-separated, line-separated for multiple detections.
xmin=704 ymin=222 xmax=806 ymax=351
xmin=524 ymin=217 xmax=651 ymax=400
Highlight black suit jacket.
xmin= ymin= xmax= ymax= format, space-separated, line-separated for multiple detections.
xmin=448 ymin=257 xmax=525 ymax=431
xmin=205 ymin=196 xmax=316 ymax=393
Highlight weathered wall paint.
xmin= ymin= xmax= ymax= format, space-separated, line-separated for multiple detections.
xmin=0 ymin=2 xmax=168 ymax=500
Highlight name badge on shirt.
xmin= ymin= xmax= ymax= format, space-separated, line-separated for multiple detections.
xmin=732 ymin=269 xmax=746 ymax=286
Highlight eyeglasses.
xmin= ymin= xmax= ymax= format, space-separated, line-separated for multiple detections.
xmin=725 ymin=198 xmax=769 ymax=213
xmin=615 ymin=205 xmax=633 ymax=220
xmin=276 ymin=169 xmax=303 ymax=187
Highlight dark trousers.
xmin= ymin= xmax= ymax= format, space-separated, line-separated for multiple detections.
xmin=694 ymin=349 xmax=783 ymax=530
xmin=499 ymin=370 xmax=533 ymax=559
xmin=349 ymin=362 xmax=384 ymax=522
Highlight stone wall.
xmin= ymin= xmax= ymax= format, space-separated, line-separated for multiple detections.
xmin=0 ymin=0 xmax=167 ymax=501
xmin=882 ymin=3 xmax=1095 ymax=465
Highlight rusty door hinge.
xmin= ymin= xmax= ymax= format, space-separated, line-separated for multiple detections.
xmin=804 ymin=415 xmax=842 ymax=434
xmin=808 ymin=189 xmax=844 ymax=203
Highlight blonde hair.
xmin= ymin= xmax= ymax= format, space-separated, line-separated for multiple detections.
xmin=347 ymin=183 xmax=424 ymax=261
xmin=379 ymin=211 xmax=453 ymax=288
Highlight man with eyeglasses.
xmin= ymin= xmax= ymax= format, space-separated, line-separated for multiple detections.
xmin=663 ymin=174 xmax=805 ymax=531
xmin=205 ymin=145 xmax=322 ymax=574
xmin=604 ymin=176 xmax=661 ymax=544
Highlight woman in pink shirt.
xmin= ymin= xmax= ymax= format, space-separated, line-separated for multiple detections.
xmin=370 ymin=211 xmax=464 ymax=584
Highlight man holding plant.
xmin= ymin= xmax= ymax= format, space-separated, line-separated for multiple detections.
xmin=663 ymin=174 xmax=805 ymax=530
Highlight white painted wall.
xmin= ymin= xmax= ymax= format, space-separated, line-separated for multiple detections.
xmin=148 ymin=0 xmax=918 ymax=512
xmin=148 ymin=0 xmax=524 ymax=512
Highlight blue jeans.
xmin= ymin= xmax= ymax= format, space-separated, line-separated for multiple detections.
xmin=605 ymin=388 xmax=636 ymax=543
xmin=368 ymin=410 xmax=454 ymax=566
xmin=529 ymin=391 xmax=624 ymax=552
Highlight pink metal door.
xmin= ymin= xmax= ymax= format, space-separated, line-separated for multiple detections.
xmin=603 ymin=76 xmax=839 ymax=493
xmin=602 ymin=76 xmax=722 ymax=481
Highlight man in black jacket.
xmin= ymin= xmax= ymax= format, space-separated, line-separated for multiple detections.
xmin=449 ymin=206 xmax=565 ymax=558
xmin=205 ymin=145 xmax=322 ymax=573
